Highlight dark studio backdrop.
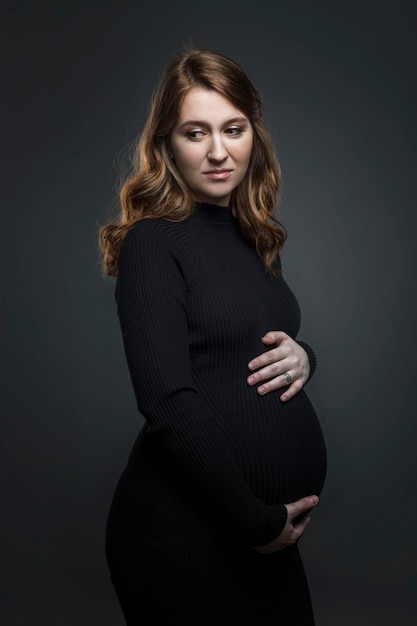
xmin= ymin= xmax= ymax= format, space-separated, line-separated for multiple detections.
xmin=2 ymin=0 xmax=416 ymax=624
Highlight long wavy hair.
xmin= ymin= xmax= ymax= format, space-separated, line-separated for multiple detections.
xmin=98 ymin=47 xmax=286 ymax=276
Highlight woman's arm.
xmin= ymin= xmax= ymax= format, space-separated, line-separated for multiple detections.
xmin=116 ymin=220 xmax=287 ymax=546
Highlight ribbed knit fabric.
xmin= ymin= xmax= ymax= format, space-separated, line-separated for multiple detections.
xmin=105 ymin=202 xmax=327 ymax=625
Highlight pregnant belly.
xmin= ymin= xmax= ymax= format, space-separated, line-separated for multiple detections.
xmin=218 ymin=390 xmax=327 ymax=505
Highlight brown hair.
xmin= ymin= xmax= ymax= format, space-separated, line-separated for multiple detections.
xmin=98 ymin=47 xmax=286 ymax=276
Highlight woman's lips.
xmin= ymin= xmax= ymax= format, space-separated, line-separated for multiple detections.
xmin=203 ymin=169 xmax=233 ymax=180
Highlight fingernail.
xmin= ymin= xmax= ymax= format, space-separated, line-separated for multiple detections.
xmin=248 ymin=377 xmax=255 ymax=385
xmin=258 ymin=387 xmax=266 ymax=395
xmin=248 ymin=362 xmax=255 ymax=370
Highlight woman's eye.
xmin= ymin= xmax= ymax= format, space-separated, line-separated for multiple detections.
xmin=187 ymin=130 xmax=205 ymax=140
xmin=225 ymin=126 xmax=243 ymax=136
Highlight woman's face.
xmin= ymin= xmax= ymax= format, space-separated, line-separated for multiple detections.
xmin=169 ymin=87 xmax=254 ymax=207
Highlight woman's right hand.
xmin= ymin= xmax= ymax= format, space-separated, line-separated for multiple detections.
xmin=254 ymin=495 xmax=319 ymax=554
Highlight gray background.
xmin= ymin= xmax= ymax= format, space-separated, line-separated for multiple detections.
xmin=2 ymin=0 xmax=416 ymax=624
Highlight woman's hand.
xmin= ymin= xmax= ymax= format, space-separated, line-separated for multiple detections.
xmin=247 ymin=331 xmax=310 ymax=402
xmin=254 ymin=496 xmax=319 ymax=554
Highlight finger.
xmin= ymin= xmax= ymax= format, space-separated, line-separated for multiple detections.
xmin=248 ymin=343 xmax=294 ymax=376
xmin=261 ymin=331 xmax=289 ymax=345
xmin=248 ymin=345 xmax=291 ymax=372
xmin=280 ymin=379 xmax=304 ymax=402
xmin=255 ymin=372 xmax=298 ymax=396
xmin=247 ymin=361 xmax=292 ymax=386
xmin=249 ymin=335 xmax=296 ymax=371
xmin=249 ymin=368 xmax=298 ymax=395
xmin=293 ymin=516 xmax=311 ymax=539
xmin=286 ymin=496 xmax=319 ymax=520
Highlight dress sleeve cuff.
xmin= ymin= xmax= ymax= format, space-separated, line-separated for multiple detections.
xmin=252 ymin=504 xmax=288 ymax=548
xmin=296 ymin=340 xmax=317 ymax=383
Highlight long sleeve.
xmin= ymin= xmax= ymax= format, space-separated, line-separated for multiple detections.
xmin=116 ymin=220 xmax=287 ymax=546
xmin=296 ymin=340 xmax=317 ymax=382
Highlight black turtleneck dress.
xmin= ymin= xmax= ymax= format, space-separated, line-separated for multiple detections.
xmin=105 ymin=202 xmax=327 ymax=625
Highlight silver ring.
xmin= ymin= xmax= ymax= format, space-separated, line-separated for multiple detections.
xmin=283 ymin=371 xmax=292 ymax=385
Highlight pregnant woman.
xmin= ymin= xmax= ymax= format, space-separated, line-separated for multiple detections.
xmin=98 ymin=47 xmax=327 ymax=625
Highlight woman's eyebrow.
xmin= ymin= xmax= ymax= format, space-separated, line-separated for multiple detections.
xmin=177 ymin=116 xmax=249 ymax=130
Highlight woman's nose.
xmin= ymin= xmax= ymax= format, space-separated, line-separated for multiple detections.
xmin=207 ymin=136 xmax=228 ymax=162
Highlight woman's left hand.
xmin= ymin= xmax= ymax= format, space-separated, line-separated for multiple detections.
xmin=247 ymin=331 xmax=310 ymax=402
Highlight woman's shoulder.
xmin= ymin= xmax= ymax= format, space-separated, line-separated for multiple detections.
xmin=122 ymin=217 xmax=192 ymax=253
xmin=119 ymin=217 xmax=197 ymax=280
xmin=126 ymin=216 xmax=187 ymax=238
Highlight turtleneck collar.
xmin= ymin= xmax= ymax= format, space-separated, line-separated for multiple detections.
xmin=192 ymin=201 xmax=235 ymax=225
